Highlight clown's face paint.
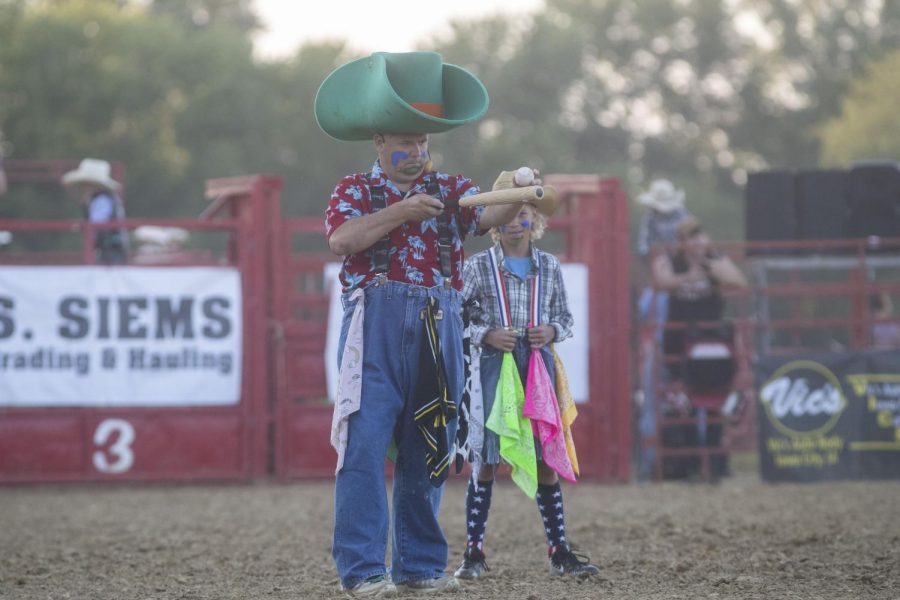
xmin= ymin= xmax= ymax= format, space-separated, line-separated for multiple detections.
xmin=391 ymin=151 xmax=409 ymax=167
xmin=394 ymin=150 xmax=430 ymax=175
xmin=375 ymin=133 xmax=429 ymax=188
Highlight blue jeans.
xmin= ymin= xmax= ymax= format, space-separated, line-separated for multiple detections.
xmin=333 ymin=281 xmax=463 ymax=588
xmin=637 ymin=288 xmax=669 ymax=480
xmin=637 ymin=287 xmax=669 ymax=328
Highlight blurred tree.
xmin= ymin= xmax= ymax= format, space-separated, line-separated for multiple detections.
xmin=0 ymin=0 xmax=275 ymax=220
xmin=819 ymin=49 xmax=900 ymax=166
xmin=432 ymin=0 xmax=900 ymax=243
xmin=261 ymin=43 xmax=373 ymax=219
xmin=144 ymin=0 xmax=261 ymax=33
xmin=2 ymin=0 xmax=899 ymax=247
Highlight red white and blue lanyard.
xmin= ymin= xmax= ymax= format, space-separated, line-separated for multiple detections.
xmin=487 ymin=245 xmax=541 ymax=330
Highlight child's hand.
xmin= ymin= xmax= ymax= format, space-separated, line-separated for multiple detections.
xmin=484 ymin=328 xmax=519 ymax=352
xmin=526 ymin=324 xmax=555 ymax=349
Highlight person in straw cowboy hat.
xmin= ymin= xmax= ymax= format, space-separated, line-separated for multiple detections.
xmin=62 ymin=158 xmax=128 ymax=264
xmin=452 ymin=171 xmax=601 ymax=580
xmin=317 ymin=51 xmax=536 ymax=597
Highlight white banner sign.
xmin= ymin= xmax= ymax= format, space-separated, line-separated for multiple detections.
xmin=0 ymin=267 xmax=242 ymax=407
xmin=323 ymin=262 xmax=589 ymax=403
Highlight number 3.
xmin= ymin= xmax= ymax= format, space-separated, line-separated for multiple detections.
xmin=93 ymin=419 xmax=135 ymax=474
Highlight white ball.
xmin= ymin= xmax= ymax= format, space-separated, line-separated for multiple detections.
xmin=514 ymin=166 xmax=534 ymax=186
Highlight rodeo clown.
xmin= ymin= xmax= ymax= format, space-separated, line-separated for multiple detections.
xmin=317 ymin=51 xmax=532 ymax=597
xmin=453 ymin=172 xmax=602 ymax=579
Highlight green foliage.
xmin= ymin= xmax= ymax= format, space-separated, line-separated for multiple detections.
xmin=146 ymin=0 xmax=261 ymax=32
xmin=1 ymin=0 xmax=898 ymax=248
xmin=260 ymin=43 xmax=373 ymax=218
xmin=819 ymin=49 xmax=900 ymax=166
xmin=0 ymin=1 xmax=267 ymax=218
xmin=431 ymin=0 xmax=899 ymax=245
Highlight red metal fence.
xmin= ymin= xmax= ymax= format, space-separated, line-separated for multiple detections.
xmin=0 ymin=173 xmax=279 ymax=482
xmin=639 ymin=238 xmax=900 ymax=479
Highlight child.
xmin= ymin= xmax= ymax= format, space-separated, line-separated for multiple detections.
xmin=456 ymin=171 xmax=601 ymax=579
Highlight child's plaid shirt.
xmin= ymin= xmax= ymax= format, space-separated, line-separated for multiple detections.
xmin=462 ymin=243 xmax=573 ymax=347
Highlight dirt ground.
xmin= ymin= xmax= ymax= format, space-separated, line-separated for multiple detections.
xmin=1 ymin=457 xmax=898 ymax=600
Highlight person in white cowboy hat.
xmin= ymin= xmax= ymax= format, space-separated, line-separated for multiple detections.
xmin=318 ymin=51 xmax=536 ymax=597
xmin=62 ymin=158 xmax=129 ymax=264
xmin=636 ymin=179 xmax=691 ymax=259
xmin=634 ymin=178 xmax=691 ymax=480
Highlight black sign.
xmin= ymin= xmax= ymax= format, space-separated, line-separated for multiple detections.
xmin=756 ymin=351 xmax=900 ymax=482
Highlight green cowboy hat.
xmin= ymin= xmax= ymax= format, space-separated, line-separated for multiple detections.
xmin=315 ymin=51 xmax=489 ymax=141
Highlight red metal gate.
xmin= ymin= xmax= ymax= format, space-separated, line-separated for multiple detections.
xmin=270 ymin=174 xmax=634 ymax=482
xmin=0 ymin=165 xmax=277 ymax=482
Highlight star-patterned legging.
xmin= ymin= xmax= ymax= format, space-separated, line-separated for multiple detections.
xmin=464 ymin=479 xmax=568 ymax=550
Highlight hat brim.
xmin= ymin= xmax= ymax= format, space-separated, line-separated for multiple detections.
xmin=491 ymin=171 xmax=559 ymax=216
xmin=638 ymin=190 xmax=684 ymax=213
xmin=315 ymin=53 xmax=489 ymax=141
xmin=61 ymin=171 xmax=120 ymax=192
xmin=531 ymin=185 xmax=559 ymax=216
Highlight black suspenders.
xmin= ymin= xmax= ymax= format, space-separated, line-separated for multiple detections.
xmin=367 ymin=173 xmax=454 ymax=287
xmin=367 ymin=175 xmax=391 ymax=276
xmin=425 ymin=176 xmax=454 ymax=286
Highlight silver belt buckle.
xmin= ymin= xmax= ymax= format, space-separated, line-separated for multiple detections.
xmin=421 ymin=309 xmax=444 ymax=321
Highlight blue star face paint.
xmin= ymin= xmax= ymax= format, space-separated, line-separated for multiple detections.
xmin=520 ymin=219 xmax=531 ymax=229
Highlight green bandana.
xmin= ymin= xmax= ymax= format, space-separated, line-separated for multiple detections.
xmin=486 ymin=352 xmax=537 ymax=497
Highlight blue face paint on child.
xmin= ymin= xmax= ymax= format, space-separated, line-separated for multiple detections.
xmin=500 ymin=219 xmax=531 ymax=233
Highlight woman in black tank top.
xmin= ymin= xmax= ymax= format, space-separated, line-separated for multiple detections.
xmin=652 ymin=216 xmax=747 ymax=379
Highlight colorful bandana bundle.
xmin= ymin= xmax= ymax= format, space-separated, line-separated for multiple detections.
xmin=481 ymin=244 xmax=581 ymax=497
xmin=414 ymin=297 xmax=457 ymax=486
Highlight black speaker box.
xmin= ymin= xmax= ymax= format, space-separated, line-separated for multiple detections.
xmin=846 ymin=161 xmax=900 ymax=239
xmin=796 ymin=169 xmax=849 ymax=242
xmin=745 ymin=170 xmax=798 ymax=248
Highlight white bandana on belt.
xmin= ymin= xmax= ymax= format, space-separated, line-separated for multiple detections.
xmin=456 ymin=302 xmax=485 ymax=483
xmin=331 ymin=288 xmax=365 ymax=474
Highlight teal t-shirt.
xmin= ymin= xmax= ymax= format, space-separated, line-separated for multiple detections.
xmin=505 ymin=256 xmax=532 ymax=280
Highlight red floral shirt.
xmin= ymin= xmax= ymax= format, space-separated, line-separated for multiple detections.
xmin=325 ymin=161 xmax=484 ymax=292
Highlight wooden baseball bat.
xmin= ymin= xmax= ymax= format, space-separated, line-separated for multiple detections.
xmin=458 ymin=185 xmax=544 ymax=207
